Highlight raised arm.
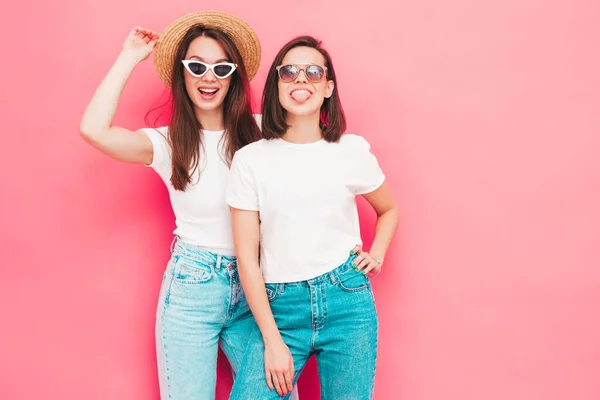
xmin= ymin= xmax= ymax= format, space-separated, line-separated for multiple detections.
xmin=79 ymin=27 xmax=159 ymax=164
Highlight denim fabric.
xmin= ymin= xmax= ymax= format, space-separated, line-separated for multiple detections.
xmin=156 ymin=239 xmax=300 ymax=400
xmin=230 ymin=254 xmax=378 ymax=400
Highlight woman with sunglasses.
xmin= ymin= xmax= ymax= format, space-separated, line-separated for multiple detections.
xmin=80 ymin=11 xmax=298 ymax=400
xmin=227 ymin=36 xmax=399 ymax=399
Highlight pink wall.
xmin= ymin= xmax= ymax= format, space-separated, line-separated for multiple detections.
xmin=2 ymin=0 xmax=599 ymax=399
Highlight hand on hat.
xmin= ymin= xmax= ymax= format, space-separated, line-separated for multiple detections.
xmin=122 ymin=26 xmax=160 ymax=63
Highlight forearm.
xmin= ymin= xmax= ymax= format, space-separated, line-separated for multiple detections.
xmin=368 ymin=206 xmax=399 ymax=263
xmin=237 ymin=258 xmax=282 ymax=346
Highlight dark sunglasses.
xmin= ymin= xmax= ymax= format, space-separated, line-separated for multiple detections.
xmin=275 ymin=64 xmax=327 ymax=83
xmin=181 ymin=60 xmax=237 ymax=79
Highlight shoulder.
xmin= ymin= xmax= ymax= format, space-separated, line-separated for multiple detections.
xmin=238 ymin=138 xmax=270 ymax=153
xmin=338 ymin=133 xmax=370 ymax=151
xmin=234 ymin=138 xmax=270 ymax=159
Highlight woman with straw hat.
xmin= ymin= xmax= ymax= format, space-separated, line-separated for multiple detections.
xmin=80 ymin=11 xmax=298 ymax=400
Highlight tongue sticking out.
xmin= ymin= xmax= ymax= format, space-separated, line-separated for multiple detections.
xmin=291 ymin=90 xmax=311 ymax=102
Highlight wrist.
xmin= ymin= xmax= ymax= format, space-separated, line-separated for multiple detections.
xmin=262 ymin=330 xmax=283 ymax=347
xmin=369 ymin=250 xmax=385 ymax=265
xmin=117 ymin=50 xmax=143 ymax=67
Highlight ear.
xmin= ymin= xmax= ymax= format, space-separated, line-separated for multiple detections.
xmin=325 ymin=80 xmax=335 ymax=98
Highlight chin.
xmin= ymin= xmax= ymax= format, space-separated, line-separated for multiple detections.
xmin=193 ymin=97 xmax=225 ymax=112
xmin=283 ymin=102 xmax=321 ymax=117
xmin=195 ymin=103 xmax=221 ymax=112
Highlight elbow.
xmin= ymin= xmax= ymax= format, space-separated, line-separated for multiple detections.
xmin=379 ymin=205 xmax=400 ymax=229
xmin=391 ymin=205 xmax=400 ymax=223
xmin=392 ymin=204 xmax=399 ymax=219
xmin=378 ymin=203 xmax=398 ymax=219
xmin=79 ymin=122 xmax=104 ymax=144
xmin=79 ymin=123 xmax=95 ymax=141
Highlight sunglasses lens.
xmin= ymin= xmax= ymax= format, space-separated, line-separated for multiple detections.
xmin=306 ymin=65 xmax=325 ymax=82
xmin=187 ymin=62 xmax=207 ymax=76
xmin=214 ymin=64 xmax=234 ymax=78
xmin=279 ymin=65 xmax=299 ymax=82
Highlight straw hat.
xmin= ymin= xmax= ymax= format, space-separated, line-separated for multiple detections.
xmin=154 ymin=11 xmax=261 ymax=86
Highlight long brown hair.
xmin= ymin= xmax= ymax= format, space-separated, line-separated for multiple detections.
xmin=262 ymin=36 xmax=346 ymax=142
xmin=168 ymin=25 xmax=260 ymax=191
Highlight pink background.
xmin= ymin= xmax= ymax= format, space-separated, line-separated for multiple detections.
xmin=1 ymin=0 xmax=599 ymax=399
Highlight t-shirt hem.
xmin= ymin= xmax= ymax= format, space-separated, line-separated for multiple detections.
xmin=262 ymin=252 xmax=353 ymax=283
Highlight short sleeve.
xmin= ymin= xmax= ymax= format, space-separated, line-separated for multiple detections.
xmin=348 ymin=135 xmax=386 ymax=195
xmin=226 ymin=151 xmax=259 ymax=211
xmin=141 ymin=127 xmax=171 ymax=179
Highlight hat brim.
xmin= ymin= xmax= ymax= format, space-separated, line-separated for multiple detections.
xmin=154 ymin=10 xmax=261 ymax=86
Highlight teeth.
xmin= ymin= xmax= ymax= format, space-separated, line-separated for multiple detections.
xmin=292 ymin=90 xmax=310 ymax=95
xmin=199 ymin=88 xmax=217 ymax=94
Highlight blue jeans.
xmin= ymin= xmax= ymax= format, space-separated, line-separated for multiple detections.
xmin=230 ymin=254 xmax=378 ymax=400
xmin=156 ymin=239 xmax=299 ymax=400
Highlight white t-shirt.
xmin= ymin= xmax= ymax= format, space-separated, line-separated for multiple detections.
xmin=142 ymin=127 xmax=234 ymax=256
xmin=226 ymin=134 xmax=385 ymax=283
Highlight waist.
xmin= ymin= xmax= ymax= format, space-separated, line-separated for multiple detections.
xmin=172 ymin=222 xmax=235 ymax=256
xmin=265 ymin=253 xmax=360 ymax=285
xmin=172 ymin=237 xmax=237 ymax=268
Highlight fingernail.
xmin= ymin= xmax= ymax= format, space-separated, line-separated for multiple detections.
xmin=350 ymin=250 xmax=355 ymax=255
xmin=351 ymin=262 xmax=356 ymax=267
xmin=362 ymin=270 xmax=367 ymax=275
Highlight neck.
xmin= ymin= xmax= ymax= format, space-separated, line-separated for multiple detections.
xmin=282 ymin=111 xmax=323 ymax=144
xmin=195 ymin=107 xmax=225 ymax=131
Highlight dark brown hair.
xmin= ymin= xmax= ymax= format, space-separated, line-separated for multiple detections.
xmin=261 ymin=36 xmax=346 ymax=142
xmin=168 ymin=25 xmax=260 ymax=191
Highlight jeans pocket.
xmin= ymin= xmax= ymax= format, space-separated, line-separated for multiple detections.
xmin=172 ymin=256 xmax=214 ymax=284
xmin=265 ymin=283 xmax=283 ymax=302
xmin=336 ymin=267 xmax=370 ymax=293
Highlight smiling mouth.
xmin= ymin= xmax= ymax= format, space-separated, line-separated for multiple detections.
xmin=198 ymin=88 xmax=219 ymax=99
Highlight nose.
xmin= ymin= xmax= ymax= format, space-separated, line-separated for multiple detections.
xmin=294 ymin=68 xmax=308 ymax=83
xmin=201 ymin=68 xmax=217 ymax=82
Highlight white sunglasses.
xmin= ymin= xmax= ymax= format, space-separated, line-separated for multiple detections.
xmin=181 ymin=60 xmax=237 ymax=79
